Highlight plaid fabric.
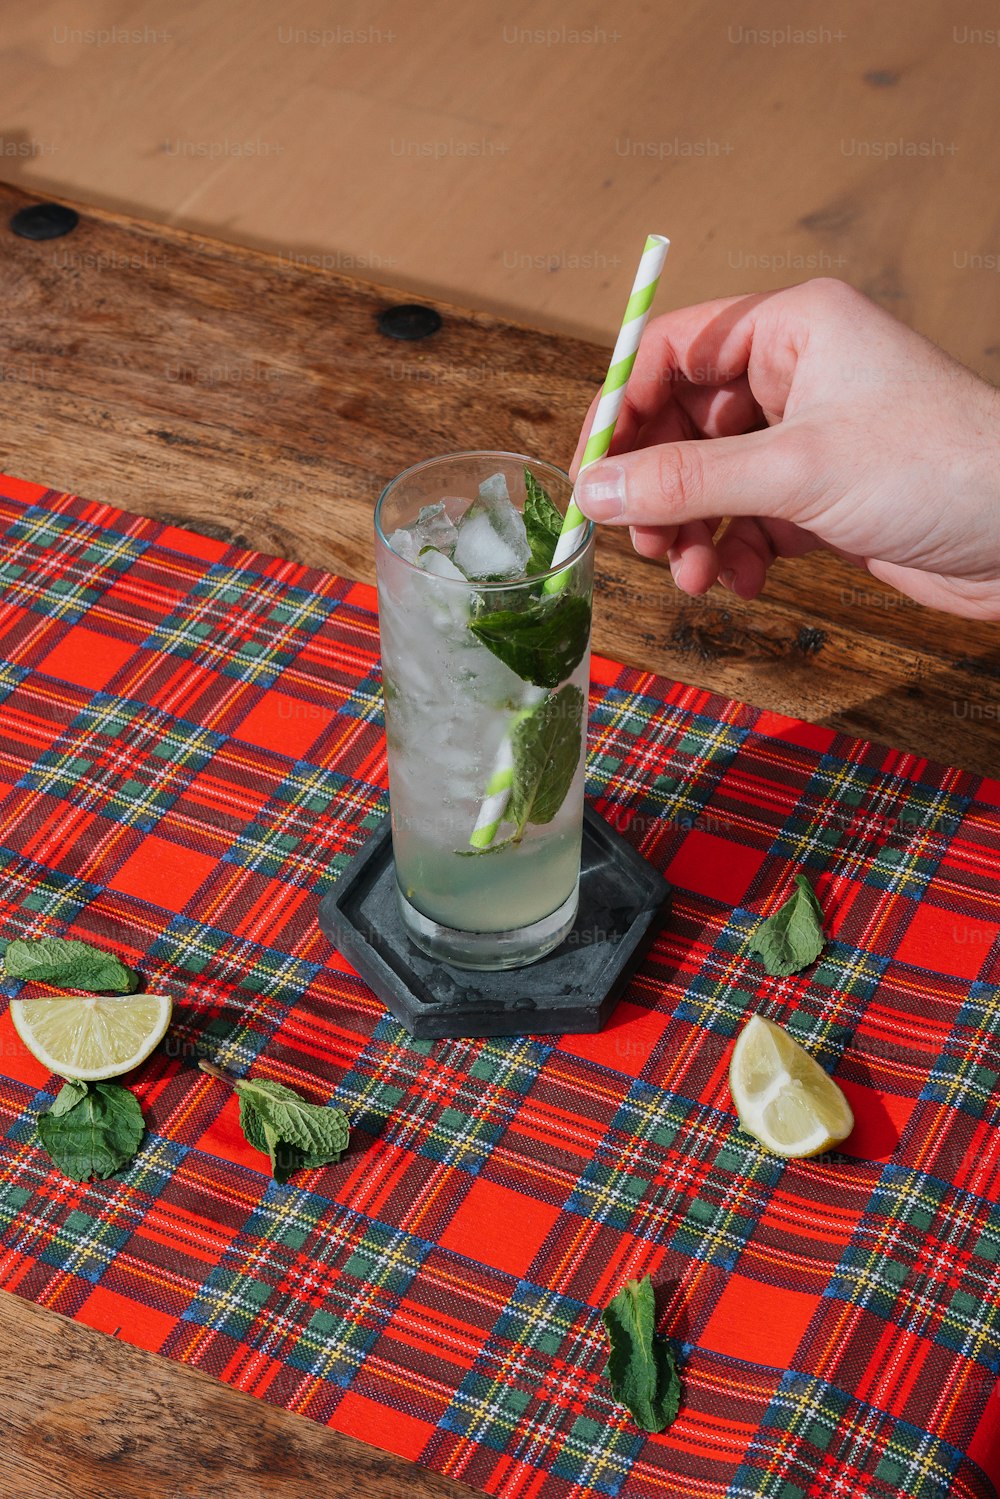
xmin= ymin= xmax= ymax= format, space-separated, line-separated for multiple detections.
xmin=0 ymin=474 xmax=997 ymax=1499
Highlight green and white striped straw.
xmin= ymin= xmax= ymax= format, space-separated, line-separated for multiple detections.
xmin=541 ymin=232 xmax=670 ymax=595
xmin=469 ymin=233 xmax=670 ymax=848
xmin=468 ymin=699 xmax=537 ymax=849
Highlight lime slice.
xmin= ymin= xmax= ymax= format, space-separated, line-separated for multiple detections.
xmin=10 ymin=991 xmax=172 ymax=1081
xmin=729 ymin=1014 xmax=853 ymax=1158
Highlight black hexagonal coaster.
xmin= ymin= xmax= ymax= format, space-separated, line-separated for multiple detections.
xmin=317 ymin=807 xmax=669 ymax=1039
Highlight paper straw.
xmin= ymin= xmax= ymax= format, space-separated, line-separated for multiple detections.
xmin=469 ymin=233 xmax=670 ymax=848
xmin=468 ymin=700 xmax=537 ymax=850
xmin=541 ymin=232 xmax=669 ymax=594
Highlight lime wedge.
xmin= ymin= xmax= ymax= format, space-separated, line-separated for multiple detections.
xmin=729 ymin=1014 xmax=853 ymax=1158
xmin=10 ymin=991 xmax=172 ymax=1081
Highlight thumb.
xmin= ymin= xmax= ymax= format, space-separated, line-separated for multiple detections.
xmin=573 ymin=425 xmax=811 ymax=528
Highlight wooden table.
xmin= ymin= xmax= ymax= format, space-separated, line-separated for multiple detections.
xmin=0 ymin=180 xmax=997 ymax=1499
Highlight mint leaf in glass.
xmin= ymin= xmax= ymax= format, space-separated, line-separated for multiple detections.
xmin=37 ymin=1080 xmax=144 ymax=1181
xmin=469 ymin=595 xmax=590 ymax=689
xmin=603 ymin=1275 xmax=681 ymax=1433
xmin=749 ymin=873 xmax=826 ymax=976
xmin=523 ymin=469 xmax=564 ymax=576
xmin=4 ymin=936 xmax=140 ymax=994
xmin=509 ymin=685 xmax=584 ymax=836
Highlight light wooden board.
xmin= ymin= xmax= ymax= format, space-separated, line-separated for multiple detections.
xmin=0 ymin=0 xmax=998 ymax=369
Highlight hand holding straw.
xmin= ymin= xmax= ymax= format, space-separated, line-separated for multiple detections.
xmin=469 ymin=233 xmax=671 ymax=848
xmin=541 ymin=233 xmax=671 ymax=594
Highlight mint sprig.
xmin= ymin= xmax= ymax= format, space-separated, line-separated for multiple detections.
xmin=510 ymin=685 xmax=584 ymax=832
xmin=523 ymin=469 xmax=564 ymax=576
xmin=603 ymin=1275 xmax=681 ymax=1433
xmin=200 ymin=1061 xmax=350 ymax=1184
xmin=469 ymin=595 xmax=590 ymax=689
xmin=749 ymin=873 xmax=826 ymax=976
xmin=4 ymin=936 xmax=139 ymax=993
xmin=460 ymin=685 xmax=585 ymax=856
xmin=37 ymin=1080 xmax=145 ymax=1182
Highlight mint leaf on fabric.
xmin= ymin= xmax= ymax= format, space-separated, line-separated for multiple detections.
xmin=5 ymin=937 xmax=140 ymax=994
xmin=603 ymin=1275 xmax=681 ymax=1433
xmin=469 ymin=594 xmax=590 ymax=689
xmin=523 ymin=469 xmax=564 ymax=575
xmin=238 ymin=1096 xmax=315 ymax=1185
xmin=47 ymin=1077 xmax=89 ymax=1117
xmin=749 ymin=873 xmax=826 ymax=976
xmin=238 ymin=1094 xmax=271 ymax=1157
xmin=509 ymin=685 xmax=584 ymax=836
xmin=234 ymin=1077 xmax=350 ymax=1183
xmin=37 ymin=1080 xmax=144 ymax=1181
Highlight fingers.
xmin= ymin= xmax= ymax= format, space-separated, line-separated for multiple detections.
xmin=612 ymin=288 xmax=795 ymax=432
xmin=714 ymin=517 xmax=775 ymax=598
xmin=569 ymin=289 xmax=783 ymax=481
xmin=667 ymin=520 xmax=720 ymax=594
xmin=672 ymin=376 xmax=766 ymax=441
xmin=629 ymin=517 xmax=723 ymax=594
xmin=629 ymin=524 xmax=717 ymax=593
xmin=575 ymin=423 xmax=811 ymax=528
xmin=629 ymin=514 xmax=827 ymax=598
xmin=629 ymin=524 xmax=675 ymax=561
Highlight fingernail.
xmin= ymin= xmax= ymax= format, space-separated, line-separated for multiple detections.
xmin=720 ymin=569 xmax=736 ymax=590
xmin=576 ymin=462 xmax=625 ymax=520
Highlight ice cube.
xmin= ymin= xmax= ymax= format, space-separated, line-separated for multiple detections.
xmin=386 ymin=527 xmax=422 ymax=564
xmin=477 ymin=473 xmax=511 ymax=507
xmin=419 ymin=548 xmax=467 ymax=583
xmin=412 ymin=502 xmax=459 ymax=556
xmin=452 ymin=474 xmax=531 ymax=579
xmin=419 ymin=546 xmax=472 ymax=628
xmin=386 ymin=502 xmax=459 ymax=563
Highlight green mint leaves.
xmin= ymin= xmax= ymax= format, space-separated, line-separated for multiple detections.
xmin=460 ymin=684 xmax=585 ymax=855
xmin=523 ymin=469 xmax=564 ymax=576
xmin=467 ymin=475 xmax=587 ymax=691
xmin=510 ymin=686 xmax=584 ymax=835
xmin=237 ymin=1079 xmax=351 ymax=1185
xmin=37 ymin=1080 xmax=145 ymax=1182
xmin=10 ymin=938 xmax=147 ymax=1181
xmin=47 ymin=1077 xmax=89 ymax=1116
xmin=33 ymin=1059 xmax=352 ymax=1188
xmin=4 ymin=936 xmax=139 ymax=993
xmin=469 ymin=595 xmax=590 ymax=690
xmin=749 ymin=873 xmax=826 ymax=977
xmin=603 ymin=1275 xmax=682 ymax=1433
xmin=200 ymin=1061 xmax=350 ymax=1184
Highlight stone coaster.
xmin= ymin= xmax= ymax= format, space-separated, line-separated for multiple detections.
xmin=317 ymin=807 xmax=670 ymax=1038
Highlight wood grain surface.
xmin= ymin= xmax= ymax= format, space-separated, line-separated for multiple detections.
xmin=0 ymin=1295 xmax=474 ymax=1499
xmin=0 ymin=178 xmax=997 ymax=779
xmin=1 ymin=0 xmax=999 ymax=371
xmin=0 ymin=175 xmax=997 ymax=1499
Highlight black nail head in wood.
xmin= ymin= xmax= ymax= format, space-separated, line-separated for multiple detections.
xmin=377 ymin=304 xmax=442 ymax=340
xmin=10 ymin=203 xmax=80 ymax=241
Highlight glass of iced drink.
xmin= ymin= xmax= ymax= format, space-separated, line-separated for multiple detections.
xmin=374 ymin=451 xmax=594 ymax=970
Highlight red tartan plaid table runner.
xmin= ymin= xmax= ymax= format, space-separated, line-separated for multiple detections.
xmin=0 ymin=474 xmax=997 ymax=1499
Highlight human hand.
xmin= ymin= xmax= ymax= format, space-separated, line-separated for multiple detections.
xmin=570 ymin=278 xmax=1000 ymax=619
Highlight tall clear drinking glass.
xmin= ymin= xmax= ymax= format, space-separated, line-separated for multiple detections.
xmin=374 ymin=451 xmax=594 ymax=970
